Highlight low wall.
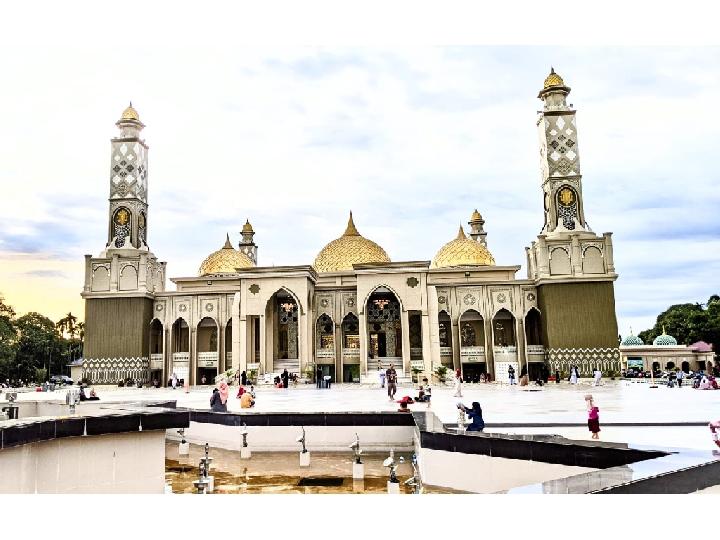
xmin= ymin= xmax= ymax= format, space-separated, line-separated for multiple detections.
xmin=0 ymin=431 xmax=166 ymax=494
xmin=418 ymin=447 xmax=597 ymax=493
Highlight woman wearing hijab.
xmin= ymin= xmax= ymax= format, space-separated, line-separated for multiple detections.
xmin=210 ymin=382 xmax=229 ymax=412
xmin=461 ymin=402 xmax=485 ymax=432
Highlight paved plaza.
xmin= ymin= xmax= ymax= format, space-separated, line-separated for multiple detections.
xmin=16 ymin=379 xmax=720 ymax=451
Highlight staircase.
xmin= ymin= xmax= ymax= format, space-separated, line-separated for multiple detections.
xmin=272 ymin=358 xmax=300 ymax=377
xmin=362 ymin=358 xmax=412 ymax=385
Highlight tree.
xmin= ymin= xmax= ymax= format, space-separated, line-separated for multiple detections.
xmin=0 ymin=295 xmax=18 ymax=381
xmin=639 ymin=295 xmax=720 ymax=353
xmin=15 ymin=312 xmax=63 ymax=382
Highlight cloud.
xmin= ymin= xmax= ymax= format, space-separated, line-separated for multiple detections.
xmin=22 ymin=270 xmax=68 ymax=279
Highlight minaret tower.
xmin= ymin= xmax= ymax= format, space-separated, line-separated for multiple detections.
xmin=239 ymin=219 xmax=258 ymax=264
xmin=104 ymin=103 xmax=150 ymax=253
xmin=467 ymin=209 xmax=487 ymax=246
xmin=537 ymin=68 xmax=589 ymax=235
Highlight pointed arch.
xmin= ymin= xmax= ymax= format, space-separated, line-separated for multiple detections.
xmin=361 ymin=283 xmax=404 ymax=314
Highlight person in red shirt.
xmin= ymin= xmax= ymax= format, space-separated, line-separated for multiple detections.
xmin=585 ymin=394 xmax=600 ymax=439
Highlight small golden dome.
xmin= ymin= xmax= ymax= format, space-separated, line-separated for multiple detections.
xmin=242 ymin=219 xmax=254 ymax=234
xmin=198 ymin=234 xmax=254 ymax=276
xmin=313 ymin=212 xmax=391 ymax=273
xmin=120 ymin=102 xmax=140 ymax=122
xmin=543 ymin=67 xmax=565 ymax=89
xmin=470 ymin=209 xmax=482 ymax=222
xmin=431 ymin=225 xmax=496 ymax=269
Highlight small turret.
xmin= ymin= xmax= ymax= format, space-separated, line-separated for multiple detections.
xmin=468 ymin=209 xmax=487 ymax=246
xmin=239 ymin=219 xmax=258 ymax=264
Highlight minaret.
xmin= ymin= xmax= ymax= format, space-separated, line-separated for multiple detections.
xmin=537 ymin=68 xmax=589 ymax=235
xmin=239 ymin=219 xmax=258 ymax=264
xmin=104 ymin=103 xmax=150 ymax=253
xmin=468 ymin=209 xmax=487 ymax=246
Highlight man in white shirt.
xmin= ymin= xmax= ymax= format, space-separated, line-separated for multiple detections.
xmin=676 ymin=369 xmax=684 ymax=388
xmin=593 ymin=369 xmax=602 ymax=386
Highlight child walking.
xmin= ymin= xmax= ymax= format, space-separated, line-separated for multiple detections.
xmin=585 ymin=394 xmax=600 ymax=440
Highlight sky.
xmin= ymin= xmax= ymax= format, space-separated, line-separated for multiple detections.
xmin=1 ymin=4 xmax=719 ymax=339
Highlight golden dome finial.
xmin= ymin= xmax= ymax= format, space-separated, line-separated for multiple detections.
xmin=344 ymin=211 xmax=360 ymax=236
xmin=431 ymin=225 xmax=495 ymax=269
xmin=198 ymin=235 xmax=254 ymax=276
xmin=543 ymin=67 xmax=565 ymax=90
xmin=120 ymin=102 xmax=140 ymax=122
xmin=313 ymin=212 xmax=390 ymax=272
xmin=242 ymin=219 xmax=254 ymax=234
xmin=470 ymin=209 xmax=482 ymax=222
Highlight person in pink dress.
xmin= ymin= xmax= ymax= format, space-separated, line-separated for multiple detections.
xmin=585 ymin=394 xmax=600 ymax=439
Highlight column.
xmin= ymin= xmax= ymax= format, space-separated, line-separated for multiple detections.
xmin=138 ymin=252 xmax=148 ymax=289
xmin=452 ymin=317 xmax=461 ymax=372
xmin=259 ymin=315 xmax=267 ymax=376
xmin=421 ymin=313 xmax=432 ymax=374
xmin=359 ymin=313 xmax=368 ymax=377
xmin=334 ymin=322 xmax=342 ymax=383
xmin=110 ymin=254 xmax=119 ymax=291
xmin=516 ymin=317 xmax=527 ymax=375
xmin=189 ymin=326 xmax=196 ymax=385
xmin=232 ymin=293 xmax=241 ymax=372
xmin=571 ymin=234 xmax=582 ymax=275
xmin=603 ymin=232 xmax=615 ymax=273
xmin=218 ymin=322 xmax=225 ymax=373
xmin=400 ymin=309 xmax=411 ymax=373
xmin=426 ymin=285 xmax=440 ymax=371
xmin=484 ymin=318 xmax=495 ymax=378
xmin=164 ymin=327 xmax=170 ymax=384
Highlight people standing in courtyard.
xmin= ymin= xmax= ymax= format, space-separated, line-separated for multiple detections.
xmin=570 ymin=365 xmax=579 ymax=385
xmin=317 ymin=366 xmax=323 ymax=389
xmin=453 ymin=368 xmax=463 ymax=397
xmin=585 ymin=394 xmax=600 ymax=439
xmin=281 ymin=369 xmax=289 ymax=389
xmin=241 ymin=371 xmax=247 ymax=386
xmin=593 ymin=368 xmax=602 ymax=387
xmin=676 ymin=369 xmax=684 ymax=388
xmin=508 ymin=365 xmax=516 ymax=385
xmin=171 ymin=372 xmax=178 ymax=390
xmin=555 ymin=370 xmax=561 ymax=384
xmin=201 ymin=374 xmax=207 ymax=385
xmin=386 ymin=363 xmax=398 ymax=401
xmin=379 ymin=365 xmax=386 ymax=388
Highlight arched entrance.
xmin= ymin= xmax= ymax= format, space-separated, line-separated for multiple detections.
xmin=681 ymin=360 xmax=690 ymax=373
xmin=492 ymin=308 xmax=518 ymax=382
xmin=266 ymin=289 xmax=300 ymax=376
xmin=196 ymin=317 xmax=219 ymax=384
xmin=341 ymin=313 xmax=360 ymax=382
xmin=524 ymin=308 xmax=547 ymax=381
xmin=459 ymin=309 xmax=485 ymax=381
xmin=316 ymin=314 xmax=335 ymax=382
xmin=149 ymin=319 xmax=164 ymax=384
xmin=365 ymin=287 xmax=402 ymax=373
xmin=438 ymin=311 xmax=453 ymax=367
xmin=171 ymin=318 xmax=190 ymax=385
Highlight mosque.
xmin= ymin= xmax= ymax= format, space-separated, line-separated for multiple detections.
xmin=80 ymin=68 xmax=621 ymax=385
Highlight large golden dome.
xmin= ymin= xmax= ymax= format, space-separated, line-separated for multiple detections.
xmin=431 ymin=226 xmax=496 ymax=269
xmin=198 ymin=234 xmax=254 ymax=276
xmin=120 ymin=102 xmax=140 ymax=121
xmin=543 ymin=67 xmax=565 ymax=89
xmin=313 ymin=212 xmax=391 ymax=273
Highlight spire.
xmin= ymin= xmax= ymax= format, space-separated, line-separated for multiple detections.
xmin=223 ymin=233 xmax=233 ymax=249
xmin=456 ymin=225 xmax=466 ymax=240
xmin=344 ymin=211 xmax=360 ymax=236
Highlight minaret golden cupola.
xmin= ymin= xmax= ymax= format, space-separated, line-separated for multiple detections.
xmin=431 ymin=225 xmax=496 ymax=269
xmin=313 ymin=212 xmax=391 ymax=273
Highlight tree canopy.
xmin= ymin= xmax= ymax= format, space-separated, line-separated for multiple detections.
xmin=638 ymin=295 xmax=720 ymax=350
xmin=0 ymin=294 xmax=84 ymax=383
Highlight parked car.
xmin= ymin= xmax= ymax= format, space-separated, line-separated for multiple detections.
xmin=50 ymin=375 xmax=73 ymax=385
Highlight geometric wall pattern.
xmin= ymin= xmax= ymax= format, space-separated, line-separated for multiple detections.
xmin=82 ymin=357 xmax=150 ymax=384
xmin=547 ymin=347 xmax=621 ymax=376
